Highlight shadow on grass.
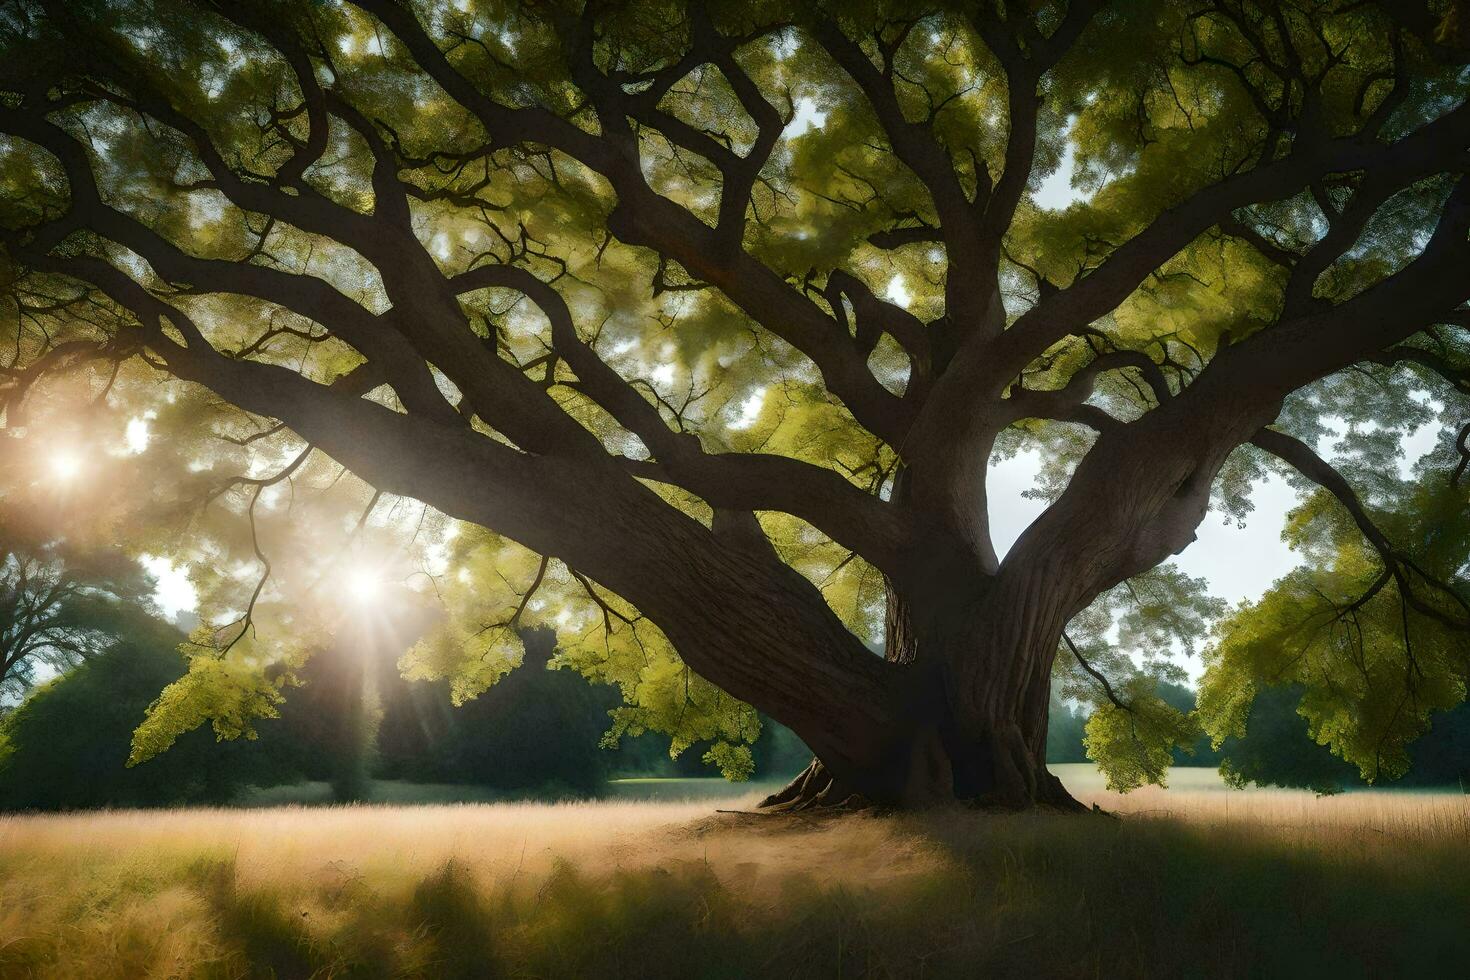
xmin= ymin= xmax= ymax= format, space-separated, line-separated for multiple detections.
xmin=902 ymin=811 xmax=1470 ymax=978
xmin=192 ymin=859 xmax=321 ymax=979
xmin=29 ymin=811 xmax=1469 ymax=979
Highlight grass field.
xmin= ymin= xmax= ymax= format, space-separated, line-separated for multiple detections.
xmin=2 ymin=769 xmax=1467 ymax=978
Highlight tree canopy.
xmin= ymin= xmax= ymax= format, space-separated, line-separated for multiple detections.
xmin=0 ymin=0 xmax=1467 ymax=805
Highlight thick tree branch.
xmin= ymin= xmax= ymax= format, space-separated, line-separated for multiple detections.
xmin=353 ymin=0 xmax=914 ymax=446
xmin=1007 ymin=347 xmax=1170 ymax=424
xmin=969 ymin=1 xmax=1107 ymax=251
xmin=813 ymin=18 xmax=995 ymax=335
xmin=451 ymin=263 xmax=916 ymax=576
xmin=986 ymin=98 xmax=1470 ymax=387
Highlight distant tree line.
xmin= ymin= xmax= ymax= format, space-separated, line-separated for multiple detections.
xmin=0 ymin=608 xmax=813 ymax=811
xmin=2 ymin=602 xmax=1464 ymax=811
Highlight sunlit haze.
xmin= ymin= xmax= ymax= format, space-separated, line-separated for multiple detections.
xmin=344 ymin=567 xmax=385 ymax=607
xmin=48 ymin=451 xmax=82 ymax=482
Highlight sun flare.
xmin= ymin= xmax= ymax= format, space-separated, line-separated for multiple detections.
xmin=48 ymin=451 xmax=83 ymax=482
xmin=344 ymin=567 xmax=384 ymax=606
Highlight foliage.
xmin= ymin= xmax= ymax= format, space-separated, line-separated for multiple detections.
xmin=2 ymin=602 xmax=806 ymax=811
xmin=545 ymin=578 xmax=762 ymax=782
xmin=0 ymin=607 xmax=299 ymax=809
xmin=1053 ymin=566 xmax=1223 ymax=788
xmin=392 ymin=527 xmax=765 ymax=779
xmin=1082 ymin=682 xmax=1199 ymax=791
xmin=1215 ymin=684 xmax=1364 ymax=795
xmin=1213 ymin=683 xmax=1470 ymax=793
xmin=1199 ymin=473 xmax=1470 ymax=785
xmin=434 ymin=628 xmax=611 ymax=796
xmin=1398 ymin=699 xmax=1470 ymax=788
xmin=1155 ymin=681 xmax=1225 ymax=768
xmin=1045 ymin=694 xmax=1089 ymax=764
xmin=126 ymin=644 xmax=301 ymax=766
xmin=3 ymin=622 xmax=616 ymax=809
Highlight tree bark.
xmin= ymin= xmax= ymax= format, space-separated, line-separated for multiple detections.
xmin=760 ymin=569 xmax=1089 ymax=812
xmin=757 ymin=673 xmax=1085 ymax=812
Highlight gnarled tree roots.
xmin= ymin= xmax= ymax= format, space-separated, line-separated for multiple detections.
xmin=757 ymin=753 xmax=1089 ymax=813
xmin=757 ymin=759 xmax=870 ymax=812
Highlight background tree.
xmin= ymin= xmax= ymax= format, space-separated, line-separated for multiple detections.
xmin=437 ymin=627 xmax=610 ymax=797
xmin=278 ymin=640 xmax=381 ymax=802
xmin=1198 ymin=444 xmax=1470 ymax=787
xmin=0 ymin=518 xmax=147 ymax=705
xmin=1045 ymin=693 xmax=1090 ymax=765
xmin=1205 ymin=685 xmax=1470 ymax=793
xmin=1 ymin=0 xmax=1468 ymax=809
xmin=0 ymin=604 xmax=298 ymax=809
xmin=1212 ymin=684 xmax=1363 ymax=795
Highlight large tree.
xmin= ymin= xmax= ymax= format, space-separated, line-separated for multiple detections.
xmin=1 ymin=0 xmax=1468 ymax=808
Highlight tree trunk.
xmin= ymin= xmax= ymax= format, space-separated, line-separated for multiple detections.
xmin=759 ymin=576 xmax=1087 ymax=812
xmin=757 ymin=690 xmax=1084 ymax=812
xmin=760 ymin=397 xmax=1255 ymax=812
xmin=754 ymin=464 xmax=1098 ymax=813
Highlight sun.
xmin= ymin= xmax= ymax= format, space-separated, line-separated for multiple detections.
xmin=48 ymin=451 xmax=83 ymax=482
xmin=344 ymin=567 xmax=384 ymax=606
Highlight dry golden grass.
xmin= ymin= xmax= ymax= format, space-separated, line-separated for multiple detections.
xmin=1 ymin=777 xmax=1467 ymax=978
xmin=0 ymin=797 xmax=771 ymax=887
xmin=1091 ymin=784 xmax=1470 ymax=844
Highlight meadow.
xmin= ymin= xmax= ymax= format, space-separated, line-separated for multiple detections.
xmin=1 ymin=768 xmax=1467 ymax=979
